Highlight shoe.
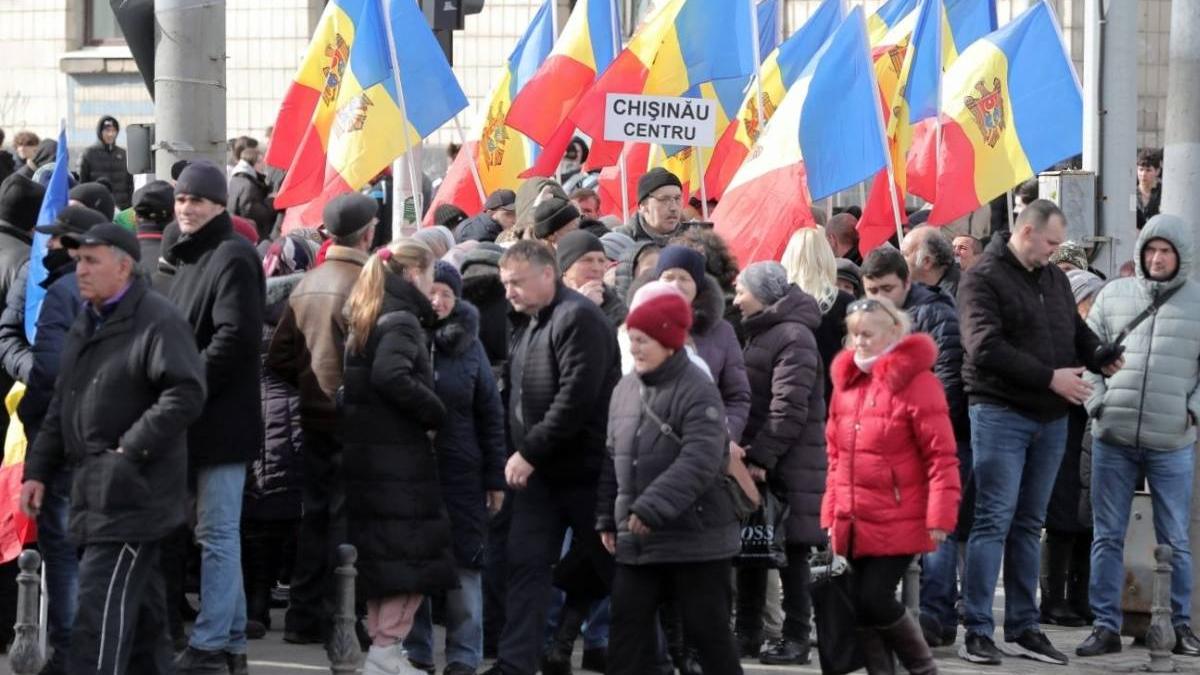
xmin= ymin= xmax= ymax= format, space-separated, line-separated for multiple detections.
xmin=918 ymin=613 xmax=944 ymax=648
xmin=226 ymin=652 xmax=249 ymax=675
xmin=246 ymin=619 xmax=268 ymax=640
xmin=37 ymin=651 xmax=67 ymax=675
xmin=1174 ymin=625 xmax=1200 ymax=656
xmin=1075 ymin=627 xmax=1121 ymax=657
xmin=363 ymin=644 xmax=427 ymax=675
xmin=1040 ymin=599 xmax=1087 ymax=628
xmin=1004 ymin=628 xmax=1068 ymax=665
xmin=283 ymin=630 xmax=324 ymax=645
xmin=958 ymin=633 xmax=1003 ymax=665
xmin=443 ymin=663 xmax=476 ymax=675
xmin=409 ymin=658 xmax=436 ymax=674
xmin=735 ymin=632 xmax=762 ymax=659
xmin=541 ymin=605 xmax=584 ymax=675
xmin=581 ymin=646 xmax=607 ymax=672
xmin=940 ymin=625 xmax=957 ymax=648
xmin=175 ymin=646 xmax=232 ymax=674
xmin=857 ymin=628 xmax=896 ymax=675
xmin=758 ymin=637 xmax=810 ymax=665
xmin=271 ymin=582 xmax=290 ymax=608
xmin=877 ymin=613 xmax=935 ymax=675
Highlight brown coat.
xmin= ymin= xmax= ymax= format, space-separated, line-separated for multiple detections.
xmin=266 ymin=246 xmax=368 ymax=431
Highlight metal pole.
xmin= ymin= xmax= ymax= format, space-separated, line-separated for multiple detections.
xmin=610 ymin=0 xmax=629 ymax=220
xmin=1161 ymin=0 xmax=1200 ymax=222
xmin=381 ymin=0 xmax=425 ymax=235
xmin=696 ymin=146 xmax=708 ymax=220
xmin=1007 ymin=190 xmax=1015 ymax=231
xmin=153 ymin=0 xmax=226 ymax=174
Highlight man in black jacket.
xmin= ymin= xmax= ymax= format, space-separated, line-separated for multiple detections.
xmin=483 ymin=241 xmax=619 ymax=675
xmin=20 ymin=222 xmax=206 ymax=674
xmin=956 ymin=200 xmax=1122 ymax=666
xmin=456 ymin=189 xmax=516 ymax=243
xmin=78 ymin=116 xmax=133 ymax=210
xmin=167 ymin=160 xmax=265 ymax=675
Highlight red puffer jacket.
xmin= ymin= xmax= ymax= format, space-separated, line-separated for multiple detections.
xmin=820 ymin=333 xmax=960 ymax=558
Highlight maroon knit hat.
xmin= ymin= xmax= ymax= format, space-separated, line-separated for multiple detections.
xmin=625 ymin=281 xmax=693 ymax=350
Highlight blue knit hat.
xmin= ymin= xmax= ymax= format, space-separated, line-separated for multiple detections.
xmin=653 ymin=244 xmax=706 ymax=288
xmin=434 ymin=260 xmax=462 ymax=298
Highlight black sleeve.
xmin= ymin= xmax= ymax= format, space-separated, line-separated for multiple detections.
xmin=0 ymin=262 xmax=32 ymax=383
xmin=959 ymin=271 xmax=1054 ymax=390
xmin=1075 ymin=309 xmax=1106 ymax=373
xmin=202 ymin=248 xmax=264 ymax=396
xmin=370 ymin=315 xmax=446 ymax=430
xmin=917 ymin=304 xmax=966 ymax=428
xmin=17 ymin=280 xmax=79 ymax=439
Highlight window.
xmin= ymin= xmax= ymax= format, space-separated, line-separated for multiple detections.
xmin=86 ymin=0 xmax=125 ymax=45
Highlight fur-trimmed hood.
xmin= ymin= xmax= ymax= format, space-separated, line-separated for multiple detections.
xmin=831 ymin=333 xmax=938 ymax=393
xmin=432 ymin=299 xmax=480 ymax=357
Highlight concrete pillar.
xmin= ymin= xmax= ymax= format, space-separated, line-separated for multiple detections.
xmin=1161 ymin=0 xmax=1200 ymax=223
xmin=153 ymin=0 xmax=226 ymax=175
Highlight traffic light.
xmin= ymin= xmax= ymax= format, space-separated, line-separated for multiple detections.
xmin=419 ymin=0 xmax=485 ymax=65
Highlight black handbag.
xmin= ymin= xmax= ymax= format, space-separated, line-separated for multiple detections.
xmin=733 ymin=488 xmax=789 ymax=568
xmin=811 ymin=551 xmax=864 ymax=675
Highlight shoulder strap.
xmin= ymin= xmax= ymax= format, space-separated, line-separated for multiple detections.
xmin=1113 ymin=284 xmax=1183 ymax=347
xmin=638 ymin=385 xmax=683 ymax=445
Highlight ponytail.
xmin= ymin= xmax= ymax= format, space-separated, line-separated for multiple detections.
xmin=345 ymin=238 xmax=435 ymax=353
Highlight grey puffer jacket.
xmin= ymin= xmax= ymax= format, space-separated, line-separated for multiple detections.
xmin=598 ymin=349 xmax=739 ymax=565
xmin=1085 ymin=214 xmax=1200 ymax=451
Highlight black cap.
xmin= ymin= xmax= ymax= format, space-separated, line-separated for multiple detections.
xmin=484 ymin=189 xmax=516 ymax=211
xmin=174 ymin=160 xmax=228 ymax=206
xmin=322 ymin=192 xmax=378 ymax=237
xmin=36 ymin=205 xmax=110 ymax=237
xmin=133 ymin=180 xmax=175 ymax=222
xmin=555 ymin=230 xmax=605 ymax=274
xmin=0 ymin=174 xmax=47 ymax=232
xmin=69 ymin=182 xmax=116 ymax=219
xmin=532 ymin=198 xmax=580 ymax=240
xmin=636 ymin=167 xmax=682 ymax=204
xmin=62 ymin=222 xmax=142 ymax=262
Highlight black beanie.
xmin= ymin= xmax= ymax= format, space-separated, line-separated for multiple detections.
xmin=0 ymin=174 xmax=47 ymax=232
xmin=433 ymin=260 xmax=463 ymax=297
xmin=652 ymin=244 xmax=707 ymax=288
xmin=69 ymin=182 xmax=116 ymax=219
xmin=637 ymin=167 xmax=682 ymax=204
xmin=434 ymin=203 xmax=468 ymax=230
xmin=555 ymin=230 xmax=605 ymax=274
xmin=322 ymin=192 xmax=378 ymax=237
xmin=532 ymin=197 xmax=580 ymax=240
xmin=174 ymin=160 xmax=228 ymax=205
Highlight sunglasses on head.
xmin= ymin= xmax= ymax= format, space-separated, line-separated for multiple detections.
xmin=847 ymin=298 xmax=900 ymax=324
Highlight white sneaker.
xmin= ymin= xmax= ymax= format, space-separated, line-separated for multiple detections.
xmin=363 ymin=644 xmax=428 ymax=675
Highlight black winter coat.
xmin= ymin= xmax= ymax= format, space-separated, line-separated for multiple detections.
xmin=17 ymin=269 xmax=81 ymax=446
xmin=341 ymin=274 xmax=457 ymax=597
xmin=229 ymin=165 xmax=275 ymax=241
xmin=168 ymin=212 xmax=265 ymax=467
xmin=600 ymin=286 xmax=628 ymax=328
xmin=1047 ymin=404 xmax=1092 ymax=533
xmin=79 ymin=116 xmax=132 ymax=209
xmin=462 ymin=273 xmax=509 ymax=375
xmin=430 ymin=300 xmax=507 ymax=567
xmin=598 ymin=349 xmax=739 ymax=564
xmin=24 ymin=279 xmax=206 ymax=545
xmin=506 ymin=283 xmax=620 ymax=486
xmin=137 ymin=223 xmax=166 ymax=279
xmin=741 ymin=286 xmax=827 ymax=545
xmin=815 ymin=291 xmax=853 ymax=404
xmin=905 ymin=282 xmax=967 ymax=437
xmin=959 ymin=233 xmax=1105 ymax=421
xmin=455 ymin=213 xmax=503 ymax=243
xmin=0 ymin=224 xmax=31 ymax=416
xmin=0 ymin=257 xmax=76 ymax=385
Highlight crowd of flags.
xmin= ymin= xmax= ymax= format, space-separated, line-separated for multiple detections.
xmin=265 ymin=0 xmax=1085 ymax=265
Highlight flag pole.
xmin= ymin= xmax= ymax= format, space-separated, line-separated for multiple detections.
xmin=696 ymin=147 xmax=708 ymax=220
xmin=551 ymin=0 xmax=563 ymax=185
xmin=1007 ymin=189 xmax=1015 ymax=230
xmin=934 ymin=0 xmax=943 ymax=181
xmin=860 ymin=8 xmax=904 ymax=242
xmin=453 ymin=116 xmax=488 ymax=206
xmin=381 ymin=0 xmax=425 ymax=237
xmin=611 ymin=0 xmax=630 ymax=219
xmin=749 ymin=0 xmax=767 ymax=143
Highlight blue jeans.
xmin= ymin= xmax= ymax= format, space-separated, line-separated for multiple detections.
xmin=1089 ymin=439 xmax=1194 ymax=632
xmin=190 ymin=463 xmax=248 ymax=653
xmin=963 ymin=404 xmax=1067 ymax=640
xmin=406 ymin=568 xmax=484 ymax=669
xmin=40 ymin=470 xmax=77 ymax=660
xmin=921 ymin=437 xmax=972 ymax=629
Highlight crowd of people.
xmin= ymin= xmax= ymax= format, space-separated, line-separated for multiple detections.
xmin=0 ymin=118 xmax=1188 ymax=675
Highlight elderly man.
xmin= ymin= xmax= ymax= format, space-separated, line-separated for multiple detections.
xmin=21 ymin=222 xmax=205 ymax=674
xmin=616 ymin=168 xmax=684 ymax=246
xmin=902 ymin=227 xmax=963 ymax=299
xmin=953 ymin=235 xmax=983 ymax=272
xmin=458 ymin=189 xmax=517 ymax=243
xmin=825 ymin=213 xmax=862 ymax=265
xmin=556 ymin=229 xmax=627 ymax=327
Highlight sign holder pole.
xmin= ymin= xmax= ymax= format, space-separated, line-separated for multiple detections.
xmin=609 ymin=0 xmax=630 ymax=219
xmin=696 ymin=146 xmax=708 ymax=219
xmin=381 ymin=0 xmax=424 ymax=236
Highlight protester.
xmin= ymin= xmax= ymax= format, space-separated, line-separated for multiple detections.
xmin=1076 ymin=214 xmax=1200 ymax=658
xmin=835 ymin=259 xmax=864 ymax=298
xmin=734 ymin=262 xmax=826 ymax=666
xmin=532 ymin=197 xmax=581 ymax=249
xmin=823 ymin=297 xmax=960 ymax=675
xmin=599 ymin=231 xmax=635 ymax=265
xmin=1136 ymin=148 xmax=1162 ymax=230
xmin=457 ymin=189 xmax=516 ymax=243
xmin=780 ymin=226 xmax=854 ymax=402
xmin=132 ymin=180 xmax=175 ymax=277
xmin=957 ymin=200 xmax=1121 ymax=666
xmin=435 ymin=204 xmax=471 ymax=234
xmin=825 ymin=213 xmax=862 ymax=265
xmin=340 ymin=239 xmax=457 ymax=674
xmin=267 ymin=193 xmax=377 ymax=645
xmin=68 ymin=182 xmax=116 ymax=221
xmin=672 ymin=227 xmax=745 ymax=343
xmin=19 ymin=138 xmax=57 ymax=183
xmin=613 ymin=241 xmax=660 ymax=304
xmin=78 ymin=115 xmax=133 ymax=209
xmin=405 ymin=261 xmax=507 ymax=675
xmin=616 ymin=168 xmax=685 ymax=246
xmin=228 ymin=142 xmax=275 ymax=241
xmin=458 ymin=244 xmax=509 ymax=372
xmin=598 ymin=283 xmax=742 ymax=675
xmin=902 ymin=227 xmax=962 ymax=298
xmin=569 ymin=188 xmax=601 ymax=219
xmin=1050 ymin=240 xmax=1088 ymax=274
xmin=953 ymin=235 xmax=983 ymax=272
xmin=21 ymin=222 xmax=206 ymax=674
xmin=0 ymin=174 xmax=45 ymax=434
xmin=11 ymin=131 xmax=38 ymax=175
xmin=557 ymin=230 xmax=628 ymax=327
xmin=168 ymin=160 xmax=265 ymax=674
xmin=484 ymin=241 xmax=619 ymax=675
xmin=413 ymin=225 xmax=457 ymax=259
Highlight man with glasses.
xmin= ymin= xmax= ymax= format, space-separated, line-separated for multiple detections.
xmin=616 ymin=168 xmax=685 ymax=246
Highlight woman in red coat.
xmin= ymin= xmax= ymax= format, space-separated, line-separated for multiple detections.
xmin=821 ymin=297 xmax=961 ymax=674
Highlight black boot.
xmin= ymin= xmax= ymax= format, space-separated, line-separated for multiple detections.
xmin=878 ymin=613 xmax=937 ymax=675
xmin=1067 ymin=532 xmax=1094 ymax=624
xmin=857 ymin=627 xmax=896 ymax=675
xmin=242 ymin=521 xmax=281 ymax=639
xmin=1040 ymin=532 xmax=1086 ymax=627
xmin=542 ymin=603 xmax=586 ymax=675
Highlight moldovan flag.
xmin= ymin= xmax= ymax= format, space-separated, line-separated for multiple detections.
xmin=712 ymin=6 xmax=888 ymax=266
xmin=0 ymin=384 xmax=35 ymax=562
xmin=570 ymin=0 xmax=756 ymax=171
xmin=266 ymin=0 xmax=467 ymax=224
xmin=704 ymin=0 xmax=845 ymax=200
xmin=425 ymin=0 xmax=556 ymax=221
xmin=907 ymin=0 xmax=1081 ymax=225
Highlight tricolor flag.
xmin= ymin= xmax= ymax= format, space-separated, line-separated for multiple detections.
xmin=704 ymin=0 xmax=845 ymax=200
xmin=908 ymin=0 xmax=1081 ymax=225
xmin=570 ymin=0 xmax=757 ymax=171
xmin=867 ymin=0 xmax=919 ymax=44
xmin=266 ymin=0 xmax=467 ymax=224
xmin=425 ymin=0 xmax=556 ymax=221
xmin=712 ymin=6 xmax=888 ymax=265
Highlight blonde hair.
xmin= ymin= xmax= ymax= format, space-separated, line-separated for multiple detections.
xmin=845 ymin=296 xmax=912 ymax=345
xmin=780 ymin=226 xmax=838 ymax=314
xmin=345 ymin=238 xmax=435 ymax=354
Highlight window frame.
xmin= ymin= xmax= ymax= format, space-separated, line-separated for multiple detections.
xmin=84 ymin=0 xmax=127 ymax=46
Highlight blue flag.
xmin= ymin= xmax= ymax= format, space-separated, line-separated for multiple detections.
xmin=26 ymin=126 xmax=69 ymax=342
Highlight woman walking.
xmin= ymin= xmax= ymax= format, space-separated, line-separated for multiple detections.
xmin=342 ymin=239 xmax=458 ymax=675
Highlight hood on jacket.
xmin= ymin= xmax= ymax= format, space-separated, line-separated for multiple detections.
xmin=515 ymin=178 xmax=567 ymax=234
xmin=232 ymin=159 xmax=261 ymax=180
xmin=614 ymin=240 xmax=659 ymax=303
xmin=96 ymin=115 xmax=120 ymax=144
xmin=831 ymin=333 xmax=938 ymax=393
xmin=433 ymin=299 xmax=480 ymax=357
xmin=904 ymin=281 xmax=955 ymax=313
xmin=691 ymin=273 xmax=727 ymax=336
xmin=742 ymin=285 xmax=821 ymax=337
xmin=1136 ymin=214 xmax=1193 ymax=289
xmin=31 ymin=139 xmax=57 ymax=168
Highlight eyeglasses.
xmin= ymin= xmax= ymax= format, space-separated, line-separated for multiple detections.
xmin=847 ymin=298 xmax=900 ymax=324
xmin=649 ymin=194 xmax=683 ymax=205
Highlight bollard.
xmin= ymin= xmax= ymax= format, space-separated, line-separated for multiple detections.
xmin=1145 ymin=544 xmax=1177 ymax=672
xmin=328 ymin=544 xmax=361 ymax=675
xmin=9 ymin=550 xmax=43 ymax=675
xmin=902 ymin=558 xmax=920 ymax=618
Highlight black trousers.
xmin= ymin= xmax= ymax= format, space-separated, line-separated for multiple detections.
xmin=483 ymin=489 xmax=512 ymax=654
xmin=849 ymin=554 xmax=913 ymax=627
xmin=736 ymin=544 xmax=813 ymax=641
xmin=69 ymin=541 xmax=173 ymax=675
xmin=496 ymin=475 xmax=613 ymax=675
xmin=285 ymin=428 xmax=346 ymax=636
xmin=242 ymin=518 xmax=297 ymax=625
xmin=610 ymin=559 xmax=742 ymax=675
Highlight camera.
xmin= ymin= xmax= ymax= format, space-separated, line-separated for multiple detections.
xmin=1093 ymin=342 xmax=1126 ymax=369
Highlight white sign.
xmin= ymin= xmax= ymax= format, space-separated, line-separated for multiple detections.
xmin=603 ymin=93 xmax=717 ymax=147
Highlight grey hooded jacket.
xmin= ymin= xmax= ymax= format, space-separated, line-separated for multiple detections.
xmin=1085 ymin=214 xmax=1200 ymax=451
